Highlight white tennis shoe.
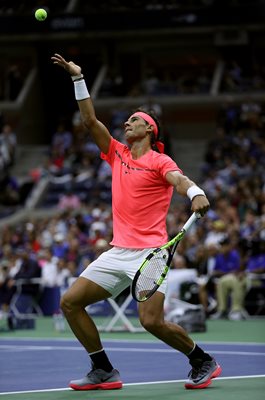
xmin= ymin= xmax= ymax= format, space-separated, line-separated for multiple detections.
xmin=185 ymin=358 xmax=222 ymax=389
xmin=69 ymin=367 xmax=123 ymax=390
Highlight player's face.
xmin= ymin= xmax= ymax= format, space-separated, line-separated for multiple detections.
xmin=124 ymin=116 xmax=149 ymax=143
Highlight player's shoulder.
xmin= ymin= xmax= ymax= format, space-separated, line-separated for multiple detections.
xmin=109 ymin=136 xmax=129 ymax=154
xmin=150 ymin=149 xmax=176 ymax=163
xmin=150 ymin=150 xmax=183 ymax=174
xmin=111 ymin=136 xmax=127 ymax=149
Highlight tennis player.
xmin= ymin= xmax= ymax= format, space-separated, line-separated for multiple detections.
xmin=51 ymin=53 xmax=222 ymax=390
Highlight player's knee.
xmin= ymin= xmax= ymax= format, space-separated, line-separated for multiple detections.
xmin=60 ymin=292 xmax=77 ymax=315
xmin=139 ymin=314 xmax=162 ymax=333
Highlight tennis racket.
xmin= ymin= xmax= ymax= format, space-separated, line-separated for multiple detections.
xmin=131 ymin=212 xmax=201 ymax=302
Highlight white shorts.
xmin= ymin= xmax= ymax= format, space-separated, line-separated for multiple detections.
xmin=80 ymin=247 xmax=167 ymax=298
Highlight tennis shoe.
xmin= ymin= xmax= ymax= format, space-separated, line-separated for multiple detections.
xmin=210 ymin=311 xmax=228 ymax=320
xmin=185 ymin=358 xmax=222 ymax=389
xmin=228 ymin=310 xmax=245 ymax=321
xmin=69 ymin=367 xmax=123 ymax=390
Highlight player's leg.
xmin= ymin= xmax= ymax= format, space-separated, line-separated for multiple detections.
xmin=138 ymin=290 xmax=194 ymax=353
xmin=63 ymin=247 xmax=128 ymax=355
xmin=61 ymin=276 xmax=110 ymax=353
xmin=138 ymin=291 xmax=221 ymax=389
xmin=61 ymin=249 xmax=126 ymax=391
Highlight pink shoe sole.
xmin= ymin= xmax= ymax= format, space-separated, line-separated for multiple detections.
xmin=70 ymin=381 xmax=123 ymax=390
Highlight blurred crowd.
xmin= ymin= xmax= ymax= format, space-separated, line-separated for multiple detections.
xmin=98 ymin=56 xmax=265 ymax=99
xmin=77 ymin=0 xmax=263 ymax=14
xmin=0 ymin=123 xmax=20 ymax=208
xmin=0 ymin=100 xmax=264 ymax=327
xmin=0 ymin=0 xmax=68 ymax=16
xmin=166 ymin=100 xmax=265 ymax=320
xmin=0 ymin=56 xmax=34 ymax=101
xmin=221 ymin=59 xmax=265 ymax=93
xmin=0 ymin=1 xmax=247 ymax=16
xmin=1 ymin=48 xmax=264 ymax=105
xmin=0 ymin=119 xmax=34 ymax=219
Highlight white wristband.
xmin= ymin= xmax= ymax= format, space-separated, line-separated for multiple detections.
xmin=71 ymin=74 xmax=84 ymax=82
xmin=187 ymin=186 xmax=205 ymax=201
xmin=74 ymin=80 xmax=90 ymax=101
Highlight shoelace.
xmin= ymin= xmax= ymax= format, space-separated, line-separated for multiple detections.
xmin=86 ymin=365 xmax=112 ymax=379
xmin=86 ymin=363 xmax=97 ymax=377
xmin=189 ymin=361 xmax=212 ymax=380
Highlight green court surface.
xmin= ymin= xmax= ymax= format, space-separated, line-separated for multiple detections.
xmin=0 ymin=378 xmax=264 ymax=400
xmin=1 ymin=316 xmax=265 ymax=343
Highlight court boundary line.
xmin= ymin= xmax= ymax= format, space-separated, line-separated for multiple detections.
xmin=0 ymin=337 xmax=265 ymax=346
xmin=1 ymin=344 xmax=265 ymax=357
xmin=0 ymin=375 xmax=264 ymax=396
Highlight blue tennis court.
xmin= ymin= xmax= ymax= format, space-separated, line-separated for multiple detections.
xmin=0 ymin=337 xmax=264 ymax=394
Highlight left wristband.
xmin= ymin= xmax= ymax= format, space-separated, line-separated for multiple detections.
xmin=74 ymin=80 xmax=90 ymax=101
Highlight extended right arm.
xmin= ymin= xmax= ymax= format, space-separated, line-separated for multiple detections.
xmin=51 ymin=53 xmax=111 ymax=154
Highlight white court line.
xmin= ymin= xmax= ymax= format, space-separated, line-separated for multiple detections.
xmin=0 ymin=337 xmax=265 ymax=346
xmin=0 ymin=344 xmax=265 ymax=356
xmin=0 ymin=375 xmax=264 ymax=396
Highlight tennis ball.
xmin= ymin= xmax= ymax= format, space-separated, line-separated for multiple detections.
xmin=35 ymin=8 xmax=47 ymax=21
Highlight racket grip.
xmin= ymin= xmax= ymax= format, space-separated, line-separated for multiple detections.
xmin=182 ymin=212 xmax=200 ymax=232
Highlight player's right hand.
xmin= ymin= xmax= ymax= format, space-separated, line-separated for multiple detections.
xmin=51 ymin=53 xmax=82 ymax=76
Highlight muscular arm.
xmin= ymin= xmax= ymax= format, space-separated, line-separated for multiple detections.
xmin=51 ymin=53 xmax=111 ymax=154
xmin=78 ymin=99 xmax=111 ymax=154
xmin=166 ymin=170 xmax=210 ymax=216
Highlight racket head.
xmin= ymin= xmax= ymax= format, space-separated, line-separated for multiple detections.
xmin=131 ymin=212 xmax=200 ymax=302
xmin=131 ymin=248 xmax=169 ymax=302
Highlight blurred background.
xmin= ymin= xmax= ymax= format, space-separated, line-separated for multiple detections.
xmin=0 ymin=0 xmax=264 ymax=330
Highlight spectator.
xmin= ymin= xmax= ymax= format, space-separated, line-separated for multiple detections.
xmin=142 ymin=69 xmax=160 ymax=95
xmin=0 ymin=124 xmax=17 ymax=165
xmin=245 ymin=240 xmax=265 ymax=278
xmin=195 ymin=244 xmax=218 ymax=314
xmin=0 ymin=259 xmax=15 ymax=316
xmin=205 ymin=219 xmax=227 ymax=247
xmin=164 ymin=240 xmax=198 ymax=312
xmin=0 ymin=173 xmax=20 ymax=206
xmin=7 ymin=248 xmax=42 ymax=329
xmin=0 ymin=132 xmax=10 ymax=170
xmin=39 ymin=249 xmax=60 ymax=287
xmin=210 ymin=237 xmax=247 ymax=320
xmin=10 ymin=248 xmax=41 ymax=296
xmin=57 ymin=189 xmax=81 ymax=210
xmin=5 ymin=64 xmax=23 ymax=100
xmin=240 ymin=209 xmax=259 ymax=240
xmin=51 ymin=122 xmax=73 ymax=156
xmin=45 ymin=256 xmax=72 ymax=289
xmin=51 ymin=233 xmax=69 ymax=259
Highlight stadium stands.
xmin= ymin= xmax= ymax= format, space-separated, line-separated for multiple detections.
xmin=0 ymin=0 xmax=264 ymax=329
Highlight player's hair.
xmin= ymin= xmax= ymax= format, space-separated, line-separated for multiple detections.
xmin=133 ymin=107 xmax=163 ymax=153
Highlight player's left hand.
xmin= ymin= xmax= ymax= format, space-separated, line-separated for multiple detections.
xmin=191 ymin=195 xmax=210 ymax=217
xmin=51 ymin=53 xmax=82 ymax=76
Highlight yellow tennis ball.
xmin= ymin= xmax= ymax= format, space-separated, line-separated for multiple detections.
xmin=35 ymin=8 xmax=47 ymax=21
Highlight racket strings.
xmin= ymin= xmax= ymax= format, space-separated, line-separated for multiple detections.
xmin=135 ymin=251 xmax=167 ymax=300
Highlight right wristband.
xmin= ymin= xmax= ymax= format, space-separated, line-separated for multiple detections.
xmin=71 ymin=74 xmax=84 ymax=82
xmin=74 ymin=80 xmax=90 ymax=101
xmin=187 ymin=186 xmax=205 ymax=201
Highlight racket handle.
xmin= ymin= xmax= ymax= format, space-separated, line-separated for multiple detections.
xmin=182 ymin=212 xmax=201 ymax=232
